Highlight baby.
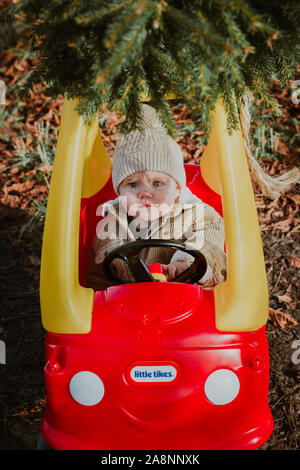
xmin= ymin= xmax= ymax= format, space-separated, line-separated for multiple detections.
xmin=86 ymin=104 xmax=226 ymax=291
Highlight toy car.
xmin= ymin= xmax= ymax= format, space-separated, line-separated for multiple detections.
xmin=38 ymin=98 xmax=274 ymax=450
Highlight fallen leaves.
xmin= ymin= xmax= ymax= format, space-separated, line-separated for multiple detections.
xmin=255 ymin=165 xmax=299 ymax=330
xmin=5 ymin=180 xmax=35 ymax=193
xmin=274 ymin=140 xmax=290 ymax=157
xmin=256 ymin=180 xmax=300 ymax=234
xmin=28 ymin=255 xmax=40 ymax=267
xmin=268 ymin=307 xmax=298 ymax=329
xmin=0 ymin=164 xmax=49 ymax=211
xmin=286 ymin=255 xmax=300 ymax=269
xmin=275 ymin=284 xmax=296 ymax=308
xmin=270 ymin=215 xmax=298 ymax=232
xmin=276 ymin=292 xmax=293 ymax=305
xmin=288 ymin=194 xmax=300 ymax=205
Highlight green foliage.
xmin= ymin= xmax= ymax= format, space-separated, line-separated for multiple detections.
xmin=8 ymin=120 xmax=57 ymax=171
xmin=2 ymin=0 xmax=299 ymax=134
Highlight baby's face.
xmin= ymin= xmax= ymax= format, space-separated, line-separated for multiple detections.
xmin=119 ymin=171 xmax=180 ymax=221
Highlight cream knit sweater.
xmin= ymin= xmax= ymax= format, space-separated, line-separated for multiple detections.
xmin=86 ymin=187 xmax=226 ymax=291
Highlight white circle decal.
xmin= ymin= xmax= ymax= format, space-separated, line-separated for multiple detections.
xmin=69 ymin=371 xmax=105 ymax=406
xmin=204 ymin=369 xmax=240 ymax=405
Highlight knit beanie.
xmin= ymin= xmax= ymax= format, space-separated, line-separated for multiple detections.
xmin=112 ymin=104 xmax=186 ymax=193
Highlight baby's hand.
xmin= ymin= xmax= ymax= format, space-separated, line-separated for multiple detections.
xmin=162 ymin=260 xmax=192 ymax=281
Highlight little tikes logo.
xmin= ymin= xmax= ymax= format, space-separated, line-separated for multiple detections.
xmin=127 ymin=361 xmax=179 ymax=386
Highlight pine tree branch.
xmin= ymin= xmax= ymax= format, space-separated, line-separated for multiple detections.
xmin=8 ymin=0 xmax=299 ymax=133
xmin=229 ymin=0 xmax=277 ymax=36
xmin=221 ymin=10 xmax=254 ymax=57
xmin=98 ymin=7 xmax=154 ymax=83
xmin=72 ymin=0 xmax=136 ymax=24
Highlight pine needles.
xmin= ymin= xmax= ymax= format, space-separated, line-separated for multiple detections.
xmin=2 ymin=0 xmax=299 ymax=135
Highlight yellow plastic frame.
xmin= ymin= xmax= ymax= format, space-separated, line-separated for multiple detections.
xmin=40 ymin=97 xmax=268 ymax=334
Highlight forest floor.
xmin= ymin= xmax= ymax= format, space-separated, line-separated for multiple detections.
xmin=0 ymin=37 xmax=299 ymax=450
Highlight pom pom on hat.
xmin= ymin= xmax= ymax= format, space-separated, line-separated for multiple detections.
xmin=140 ymin=104 xmax=167 ymax=130
xmin=112 ymin=104 xmax=186 ymax=193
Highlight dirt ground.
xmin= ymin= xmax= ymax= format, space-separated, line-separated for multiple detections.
xmin=0 ymin=184 xmax=299 ymax=450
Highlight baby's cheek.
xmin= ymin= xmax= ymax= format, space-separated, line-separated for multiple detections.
xmin=159 ymin=186 xmax=180 ymax=206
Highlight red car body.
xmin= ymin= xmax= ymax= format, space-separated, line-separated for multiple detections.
xmin=40 ymin=165 xmax=273 ymax=449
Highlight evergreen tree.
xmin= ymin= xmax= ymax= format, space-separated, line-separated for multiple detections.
xmin=2 ymin=0 xmax=299 ymax=135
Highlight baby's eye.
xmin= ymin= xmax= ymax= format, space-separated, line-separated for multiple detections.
xmin=129 ymin=182 xmax=138 ymax=188
xmin=152 ymin=180 xmax=162 ymax=187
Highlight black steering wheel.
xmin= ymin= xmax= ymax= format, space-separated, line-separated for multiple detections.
xmin=103 ymin=239 xmax=207 ymax=284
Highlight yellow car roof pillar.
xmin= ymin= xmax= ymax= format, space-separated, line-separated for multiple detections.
xmin=40 ymin=98 xmax=94 ymax=334
xmin=208 ymin=98 xmax=269 ymax=331
xmin=81 ymin=113 xmax=112 ymax=198
xmin=199 ymin=123 xmax=221 ymax=195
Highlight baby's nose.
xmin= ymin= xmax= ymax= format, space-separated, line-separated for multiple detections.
xmin=138 ymin=185 xmax=152 ymax=199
